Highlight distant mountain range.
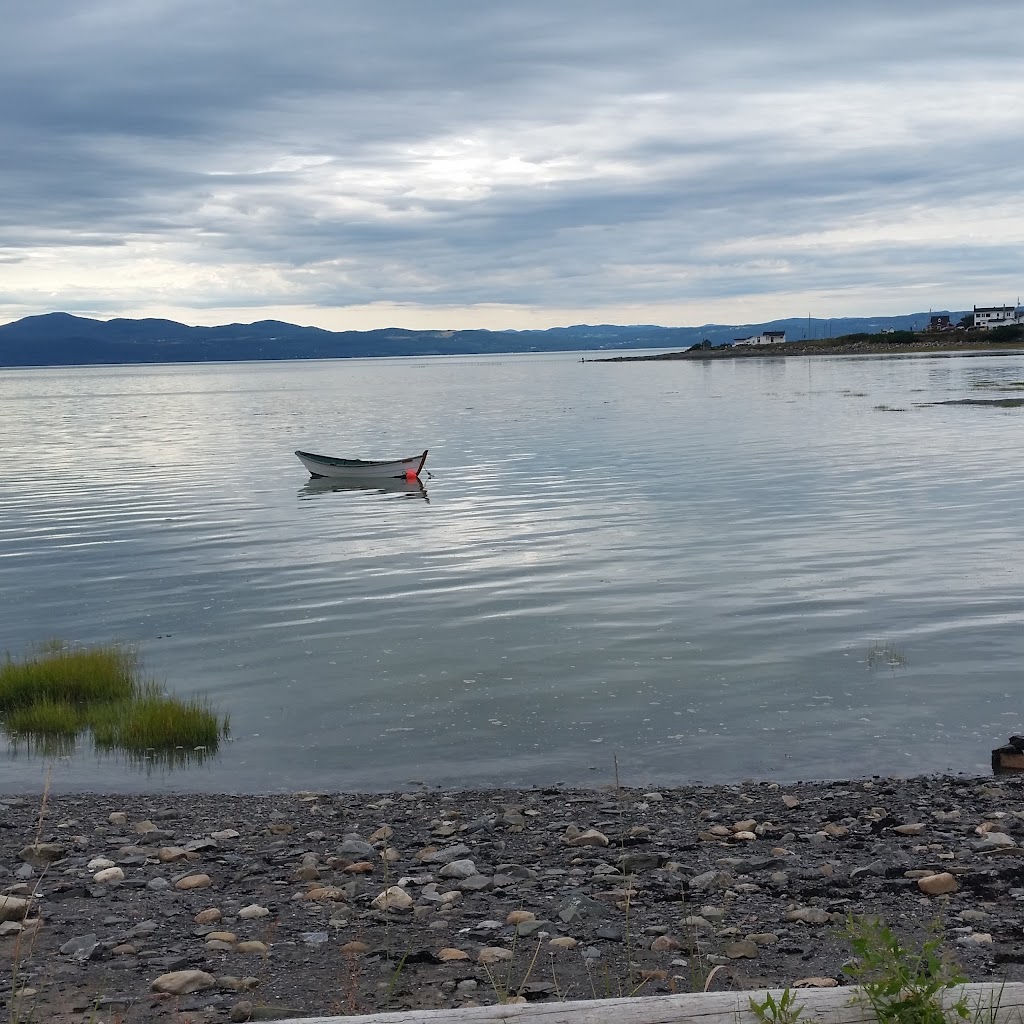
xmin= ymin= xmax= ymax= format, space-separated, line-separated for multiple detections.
xmin=0 ymin=310 xmax=966 ymax=367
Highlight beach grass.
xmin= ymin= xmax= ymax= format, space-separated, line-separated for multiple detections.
xmin=0 ymin=641 xmax=228 ymax=764
xmin=90 ymin=692 xmax=228 ymax=752
xmin=0 ymin=641 xmax=136 ymax=711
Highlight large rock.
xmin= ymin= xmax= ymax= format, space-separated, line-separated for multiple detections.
xmin=438 ymin=859 xmax=477 ymax=879
xmin=18 ymin=843 xmax=67 ymax=867
xmin=151 ymin=970 xmax=217 ymax=995
xmin=0 ymin=896 xmax=28 ymax=922
xmin=918 ymin=872 xmax=958 ymax=895
xmin=370 ymin=886 xmax=413 ymax=911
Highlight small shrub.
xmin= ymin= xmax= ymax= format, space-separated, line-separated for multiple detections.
xmin=843 ymin=915 xmax=970 ymax=1023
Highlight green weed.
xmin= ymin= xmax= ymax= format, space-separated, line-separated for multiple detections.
xmin=749 ymin=987 xmax=805 ymax=1024
xmin=843 ymin=915 xmax=969 ymax=1023
xmin=0 ymin=641 xmax=228 ymax=766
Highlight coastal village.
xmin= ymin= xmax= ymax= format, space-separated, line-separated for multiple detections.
xmin=731 ymin=304 xmax=1023 ymax=347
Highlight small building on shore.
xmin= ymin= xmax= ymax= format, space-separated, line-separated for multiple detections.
xmin=734 ymin=330 xmax=786 ymax=346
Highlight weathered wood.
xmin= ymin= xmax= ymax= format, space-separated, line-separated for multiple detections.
xmin=275 ymin=982 xmax=1024 ymax=1024
xmin=993 ymin=748 xmax=1024 ymax=771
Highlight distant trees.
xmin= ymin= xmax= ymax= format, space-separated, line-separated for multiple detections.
xmin=958 ymin=314 xmax=974 ymax=328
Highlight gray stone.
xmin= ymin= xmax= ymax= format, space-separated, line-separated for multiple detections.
xmin=556 ymin=892 xmax=608 ymax=923
xmin=60 ymin=933 xmax=101 ymax=960
xmin=425 ymin=844 xmax=473 ymax=864
xmin=617 ymin=853 xmax=667 ymax=872
xmin=457 ymin=874 xmax=493 ymax=892
xmin=514 ymin=919 xmax=550 ymax=937
xmin=338 ymin=838 xmax=374 ymax=857
xmin=439 ymin=859 xmax=477 ymax=879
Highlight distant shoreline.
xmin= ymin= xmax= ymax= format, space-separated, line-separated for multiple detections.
xmin=596 ymin=338 xmax=1024 ymax=362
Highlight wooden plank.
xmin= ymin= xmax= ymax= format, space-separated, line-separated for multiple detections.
xmin=273 ymin=982 xmax=1024 ymax=1024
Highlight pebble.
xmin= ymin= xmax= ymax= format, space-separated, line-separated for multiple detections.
xmin=175 ymin=872 xmax=213 ymax=890
xmin=238 ymin=904 xmax=270 ymax=919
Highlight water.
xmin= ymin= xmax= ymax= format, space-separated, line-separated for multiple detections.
xmin=2 ymin=350 xmax=1024 ymax=793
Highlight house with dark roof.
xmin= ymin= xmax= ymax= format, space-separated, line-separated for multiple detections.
xmin=974 ymin=304 xmax=1023 ymax=330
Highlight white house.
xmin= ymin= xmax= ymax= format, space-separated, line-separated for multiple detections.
xmin=734 ymin=330 xmax=786 ymax=346
xmin=974 ymin=305 xmax=1023 ymax=330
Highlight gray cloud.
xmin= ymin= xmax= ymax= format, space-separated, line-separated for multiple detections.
xmin=1 ymin=0 xmax=1021 ymax=326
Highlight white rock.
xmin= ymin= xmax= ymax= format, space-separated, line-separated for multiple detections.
xmin=238 ymin=904 xmax=270 ymax=920
xmin=370 ymin=886 xmax=413 ymax=911
xmin=93 ymin=866 xmax=125 ymax=884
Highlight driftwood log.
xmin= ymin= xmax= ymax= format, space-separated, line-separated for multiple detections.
xmin=276 ymin=982 xmax=1024 ymax=1024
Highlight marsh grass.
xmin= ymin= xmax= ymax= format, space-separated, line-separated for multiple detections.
xmin=3 ymin=699 xmax=84 ymax=736
xmin=0 ymin=641 xmax=229 ymax=764
xmin=0 ymin=642 xmax=135 ymax=711
xmin=90 ymin=692 xmax=228 ymax=751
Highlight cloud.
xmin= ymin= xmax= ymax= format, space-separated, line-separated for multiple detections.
xmin=1 ymin=1 xmax=1022 ymax=327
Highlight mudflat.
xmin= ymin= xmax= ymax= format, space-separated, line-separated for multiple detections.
xmin=2 ymin=774 xmax=1024 ymax=1023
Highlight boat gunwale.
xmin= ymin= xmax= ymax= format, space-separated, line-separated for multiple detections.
xmin=295 ymin=449 xmax=427 ymax=469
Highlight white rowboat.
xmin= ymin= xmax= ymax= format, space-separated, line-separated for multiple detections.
xmin=295 ymin=449 xmax=428 ymax=480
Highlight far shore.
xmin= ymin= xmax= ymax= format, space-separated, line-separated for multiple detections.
xmin=595 ymin=337 xmax=1024 ymax=362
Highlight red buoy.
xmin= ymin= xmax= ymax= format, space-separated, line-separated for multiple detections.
xmin=405 ymin=469 xmax=418 ymax=481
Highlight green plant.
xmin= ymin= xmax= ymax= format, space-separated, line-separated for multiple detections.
xmin=843 ymin=915 xmax=970 ymax=1023
xmin=0 ymin=641 xmax=228 ymax=766
xmin=0 ymin=642 xmax=136 ymax=711
xmin=90 ymin=691 xmax=226 ymax=752
xmin=749 ymin=987 xmax=805 ymax=1024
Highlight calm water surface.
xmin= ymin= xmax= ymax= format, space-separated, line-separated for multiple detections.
xmin=2 ymin=351 xmax=1024 ymax=792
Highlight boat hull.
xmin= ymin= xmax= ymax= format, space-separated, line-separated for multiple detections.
xmin=295 ymin=449 xmax=428 ymax=480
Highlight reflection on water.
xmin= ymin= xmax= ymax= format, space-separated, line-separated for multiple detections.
xmin=298 ymin=477 xmax=429 ymax=501
xmin=4 ymin=733 xmax=221 ymax=774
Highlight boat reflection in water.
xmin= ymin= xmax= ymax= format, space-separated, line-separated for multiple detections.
xmin=299 ymin=476 xmax=429 ymax=502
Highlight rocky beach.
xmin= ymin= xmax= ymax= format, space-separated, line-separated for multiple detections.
xmin=3 ymin=774 xmax=1024 ymax=1023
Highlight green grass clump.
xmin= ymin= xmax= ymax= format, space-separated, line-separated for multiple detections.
xmin=0 ymin=642 xmax=136 ymax=711
xmin=0 ymin=641 xmax=229 ymax=769
xmin=3 ymin=699 xmax=84 ymax=736
xmin=91 ymin=693 xmax=227 ymax=752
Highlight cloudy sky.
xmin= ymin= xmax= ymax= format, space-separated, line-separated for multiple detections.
xmin=2 ymin=1 xmax=1022 ymax=331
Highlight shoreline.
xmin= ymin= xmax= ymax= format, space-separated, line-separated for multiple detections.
xmin=3 ymin=773 xmax=1024 ymax=1022
xmin=596 ymin=340 xmax=1024 ymax=361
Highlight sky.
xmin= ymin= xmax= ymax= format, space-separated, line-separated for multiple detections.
xmin=2 ymin=0 xmax=1022 ymax=332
